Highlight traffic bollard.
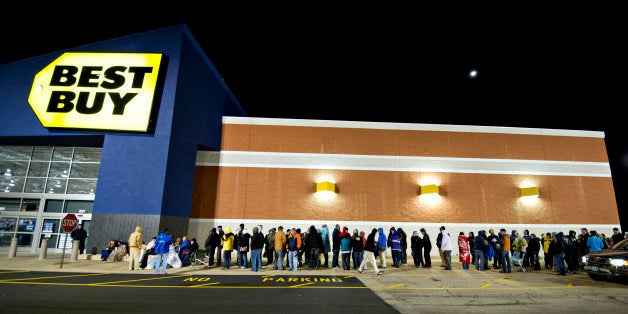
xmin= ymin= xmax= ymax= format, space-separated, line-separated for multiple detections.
xmin=8 ymin=237 xmax=18 ymax=258
xmin=71 ymin=240 xmax=79 ymax=261
xmin=39 ymin=238 xmax=49 ymax=259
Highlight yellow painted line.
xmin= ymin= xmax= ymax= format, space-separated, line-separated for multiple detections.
xmin=481 ymin=283 xmax=491 ymax=289
xmin=343 ymin=276 xmax=354 ymax=278
xmin=87 ymin=274 xmax=188 ymax=286
xmin=290 ymin=282 xmax=315 ymax=288
xmin=0 ymin=270 xmax=29 ymax=274
xmin=0 ymin=281 xmax=602 ymax=290
xmin=191 ymin=282 xmax=220 ymax=287
xmin=422 ymin=276 xmax=430 ymax=279
xmin=0 ymin=272 xmax=108 ymax=282
xmin=567 ymin=282 xmax=573 ymax=288
xmin=386 ymin=283 xmax=405 ymax=289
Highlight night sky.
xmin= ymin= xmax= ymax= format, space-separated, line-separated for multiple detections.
xmin=1 ymin=6 xmax=625 ymax=229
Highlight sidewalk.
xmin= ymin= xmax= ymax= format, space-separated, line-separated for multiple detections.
xmin=0 ymin=252 xmax=451 ymax=276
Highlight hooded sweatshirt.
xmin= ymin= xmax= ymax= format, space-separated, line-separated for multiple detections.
xmin=440 ymin=229 xmax=453 ymax=251
xmin=377 ymin=227 xmax=387 ymax=251
xmin=128 ymin=226 xmax=143 ymax=248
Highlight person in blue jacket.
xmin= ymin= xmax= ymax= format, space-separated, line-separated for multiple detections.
xmin=154 ymin=228 xmax=173 ymax=275
xmin=377 ymin=227 xmax=388 ymax=268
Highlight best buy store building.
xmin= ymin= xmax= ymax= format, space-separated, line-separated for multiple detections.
xmin=0 ymin=25 xmax=620 ymax=255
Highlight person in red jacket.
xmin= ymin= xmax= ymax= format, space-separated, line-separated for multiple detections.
xmin=458 ymin=232 xmax=471 ymax=270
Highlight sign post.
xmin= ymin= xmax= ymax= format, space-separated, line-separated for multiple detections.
xmin=60 ymin=214 xmax=78 ymax=268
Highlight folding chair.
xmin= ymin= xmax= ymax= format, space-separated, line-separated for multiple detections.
xmin=189 ymin=249 xmax=210 ymax=269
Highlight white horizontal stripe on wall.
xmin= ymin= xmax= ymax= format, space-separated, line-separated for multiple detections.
xmin=196 ymin=151 xmax=611 ymax=177
xmin=223 ymin=116 xmax=605 ymax=138
xmin=187 ymin=218 xmax=620 ymax=258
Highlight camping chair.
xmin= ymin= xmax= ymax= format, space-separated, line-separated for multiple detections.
xmin=189 ymin=249 xmax=210 ymax=269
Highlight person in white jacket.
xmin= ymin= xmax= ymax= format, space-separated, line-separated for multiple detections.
xmin=440 ymin=226 xmax=453 ymax=270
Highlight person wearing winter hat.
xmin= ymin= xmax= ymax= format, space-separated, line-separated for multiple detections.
xmin=221 ymin=227 xmax=235 ymax=270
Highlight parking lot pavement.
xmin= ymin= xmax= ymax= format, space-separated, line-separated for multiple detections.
xmin=1 ymin=253 xmax=626 ymax=313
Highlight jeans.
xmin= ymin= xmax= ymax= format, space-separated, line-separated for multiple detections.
xmin=223 ymin=250 xmax=232 ymax=269
xmin=392 ymin=249 xmax=401 ymax=267
xmin=309 ymin=247 xmax=320 ymax=269
xmin=555 ymin=253 xmax=566 ymax=275
xmin=475 ymin=250 xmax=486 ymax=270
xmin=462 ymin=262 xmax=469 ymax=269
xmin=443 ymin=250 xmax=452 ymax=269
xmin=332 ymin=248 xmax=340 ymax=268
xmin=154 ymin=253 xmax=168 ymax=275
xmin=501 ymin=250 xmax=511 ymax=272
xmin=250 ymin=249 xmax=262 ymax=271
xmin=401 ymin=249 xmax=407 ymax=264
xmin=288 ymin=250 xmax=298 ymax=271
xmin=239 ymin=251 xmax=248 ymax=268
xmin=352 ymin=251 xmax=363 ymax=270
xmin=342 ymin=252 xmax=351 ymax=270
xmin=274 ymin=250 xmax=284 ymax=270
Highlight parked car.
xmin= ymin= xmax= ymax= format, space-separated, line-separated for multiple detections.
xmin=581 ymin=237 xmax=628 ymax=281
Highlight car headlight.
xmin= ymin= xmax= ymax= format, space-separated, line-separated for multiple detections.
xmin=609 ymin=258 xmax=626 ymax=267
xmin=581 ymin=256 xmax=588 ymax=264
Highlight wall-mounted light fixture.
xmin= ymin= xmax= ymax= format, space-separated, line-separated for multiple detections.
xmin=316 ymin=181 xmax=336 ymax=193
xmin=419 ymin=184 xmax=439 ymax=195
xmin=520 ymin=186 xmax=539 ymax=197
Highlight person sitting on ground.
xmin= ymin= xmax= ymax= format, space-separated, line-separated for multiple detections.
xmin=101 ymin=239 xmax=117 ymax=261
xmin=179 ymin=236 xmax=192 ymax=266
xmin=107 ymin=240 xmax=128 ymax=262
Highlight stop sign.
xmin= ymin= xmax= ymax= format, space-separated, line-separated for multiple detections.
xmin=61 ymin=214 xmax=79 ymax=232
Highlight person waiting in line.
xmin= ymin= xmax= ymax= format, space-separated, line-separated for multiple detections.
xmin=420 ymin=228 xmax=432 ymax=268
xmin=351 ymin=229 xmax=364 ymax=270
xmin=542 ymin=232 xmax=554 ymax=270
xmin=221 ymin=227 xmax=235 ymax=270
xmin=410 ymin=230 xmax=424 ymax=267
xmin=467 ymin=231 xmax=475 ymax=266
xmin=127 ymin=226 xmax=143 ymax=271
xmin=473 ymin=230 xmax=487 ymax=271
xmin=250 ymin=226 xmax=265 ymax=272
xmin=153 ymin=228 xmax=173 ymax=275
xmin=357 ymin=228 xmax=383 ymax=275
xmin=264 ymin=228 xmax=275 ymax=266
xmin=458 ymin=232 xmax=471 ymax=270
xmin=307 ymin=225 xmax=324 ymax=270
xmin=397 ymin=227 xmax=408 ymax=265
xmin=377 ymin=227 xmax=388 ymax=268
xmin=238 ymin=228 xmax=251 ymax=269
xmin=487 ymin=229 xmax=501 ymax=269
xmin=273 ymin=226 xmax=287 ymax=270
xmin=340 ymin=227 xmax=352 ymax=270
xmin=320 ymin=224 xmax=331 ymax=268
xmin=439 ymin=226 xmax=453 ymax=270
xmin=286 ymin=228 xmax=301 ymax=271
xmin=204 ymin=227 xmax=221 ymax=267
xmin=331 ymin=224 xmax=341 ymax=269
xmin=388 ymin=227 xmax=402 ymax=268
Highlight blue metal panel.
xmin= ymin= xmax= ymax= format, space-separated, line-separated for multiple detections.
xmin=0 ymin=25 xmax=246 ymax=220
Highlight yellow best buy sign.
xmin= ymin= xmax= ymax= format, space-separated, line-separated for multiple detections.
xmin=28 ymin=52 xmax=163 ymax=132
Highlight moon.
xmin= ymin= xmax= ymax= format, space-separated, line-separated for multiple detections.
xmin=469 ymin=69 xmax=478 ymax=79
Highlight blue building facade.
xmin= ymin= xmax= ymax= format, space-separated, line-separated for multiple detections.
xmin=0 ymin=25 xmax=245 ymax=252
